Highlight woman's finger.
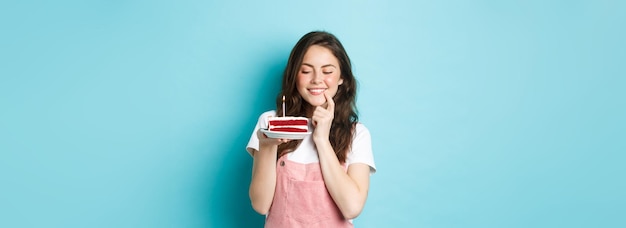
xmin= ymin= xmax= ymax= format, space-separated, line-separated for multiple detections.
xmin=324 ymin=92 xmax=335 ymax=114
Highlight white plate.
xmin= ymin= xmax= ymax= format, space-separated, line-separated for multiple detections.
xmin=260 ymin=128 xmax=311 ymax=140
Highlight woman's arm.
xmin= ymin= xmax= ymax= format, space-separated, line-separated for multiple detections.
xmin=249 ymin=130 xmax=287 ymax=215
xmin=311 ymin=93 xmax=371 ymax=219
xmin=315 ymin=140 xmax=371 ymax=219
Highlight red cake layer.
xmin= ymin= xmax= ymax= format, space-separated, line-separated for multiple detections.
xmin=268 ymin=119 xmax=308 ymax=126
xmin=270 ymin=127 xmax=308 ymax=132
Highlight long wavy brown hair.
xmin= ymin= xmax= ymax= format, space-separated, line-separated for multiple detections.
xmin=276 ymin=31 xmax=358 ymax=163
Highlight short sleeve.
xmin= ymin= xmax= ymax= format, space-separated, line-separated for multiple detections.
xmin=346 ymin=123 xmax=376 ymax=174
xmin=246 ymin=111 xmax=276 ymax=156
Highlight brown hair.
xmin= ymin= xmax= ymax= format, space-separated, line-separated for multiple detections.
xmin=276 ymin=31 xmax=358 ymax=163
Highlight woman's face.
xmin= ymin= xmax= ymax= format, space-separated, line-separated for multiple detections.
xmin=296 ymin=45 xmax=343 ymax=108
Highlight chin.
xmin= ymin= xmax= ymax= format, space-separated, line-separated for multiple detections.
xmin=302 ymin=94 xmax=326 ymax=107
xmin=308 ymin=102 xmax=324 ymax=107
xmin=305 ymin=98 xmax=325 ymax=107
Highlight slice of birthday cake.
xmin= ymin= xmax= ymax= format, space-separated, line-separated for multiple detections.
xmin=267 ymin=116 xmax=309 ymax=133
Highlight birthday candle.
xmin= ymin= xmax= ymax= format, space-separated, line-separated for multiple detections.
xmin=282 ymin=95 xmax=286 ymax=117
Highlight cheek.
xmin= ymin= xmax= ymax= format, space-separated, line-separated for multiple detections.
xmin=296 ymin=74 xmax=307 ymax=87
xmin=324 ymin=75 xmax=341 ymax=88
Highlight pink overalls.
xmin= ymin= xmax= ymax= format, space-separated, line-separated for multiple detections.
xmin=265 ymin=155 xmax=353 ymax=228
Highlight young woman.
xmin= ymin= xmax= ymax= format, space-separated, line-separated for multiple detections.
xmin=246 ymin=31 xmax=376 ymax=227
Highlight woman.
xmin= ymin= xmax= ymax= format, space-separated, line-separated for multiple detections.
xmin=246 ymin=31 xmax=376 ymax=227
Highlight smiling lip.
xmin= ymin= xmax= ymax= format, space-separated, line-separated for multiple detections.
xmin=308 ymin=88 xmax=326 ymax=95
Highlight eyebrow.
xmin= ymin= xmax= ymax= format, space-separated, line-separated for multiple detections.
xmin=302 ymin=63 xmax=337 ymax=68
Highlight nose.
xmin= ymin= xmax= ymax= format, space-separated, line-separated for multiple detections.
xmin=311 ymin=71 xmax=323 ymax=84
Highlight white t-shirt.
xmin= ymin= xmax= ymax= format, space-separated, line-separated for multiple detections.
xmin=246 ymin=111 xmax=376 ymax=174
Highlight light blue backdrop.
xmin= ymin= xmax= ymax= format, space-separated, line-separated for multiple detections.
xmin=1 ymin=0 xmax=624 ymax=227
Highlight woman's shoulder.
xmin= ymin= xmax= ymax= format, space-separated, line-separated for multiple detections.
xmin=254 ymin=110 xmax=277 ymax=128
xmin=259 ymin=110 xmax=277 ymax=118
xmin=353 ymin=122 xmax=371 ymax=140
xmin=354 ymin=122 xmax=370 ymax=133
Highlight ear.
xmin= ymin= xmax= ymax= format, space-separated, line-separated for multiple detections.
xmin=339 ymin=78 xmax=344 ymax=85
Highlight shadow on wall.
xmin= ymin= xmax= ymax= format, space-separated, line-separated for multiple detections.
xmin=204 ymin=56 xmax=285 ymax=227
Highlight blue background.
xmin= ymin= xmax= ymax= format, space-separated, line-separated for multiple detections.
xmin=1 ymin=0 xmax=624 ymax=227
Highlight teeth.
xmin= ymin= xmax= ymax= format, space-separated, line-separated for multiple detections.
xmin=309 ymin=89 xmax=325 ymax=93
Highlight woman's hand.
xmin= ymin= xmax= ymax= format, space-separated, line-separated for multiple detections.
xmin=312 ymin=92 xmax=335 ymax=142
xmin=257 ymin=127 xmax=290 ymax=148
